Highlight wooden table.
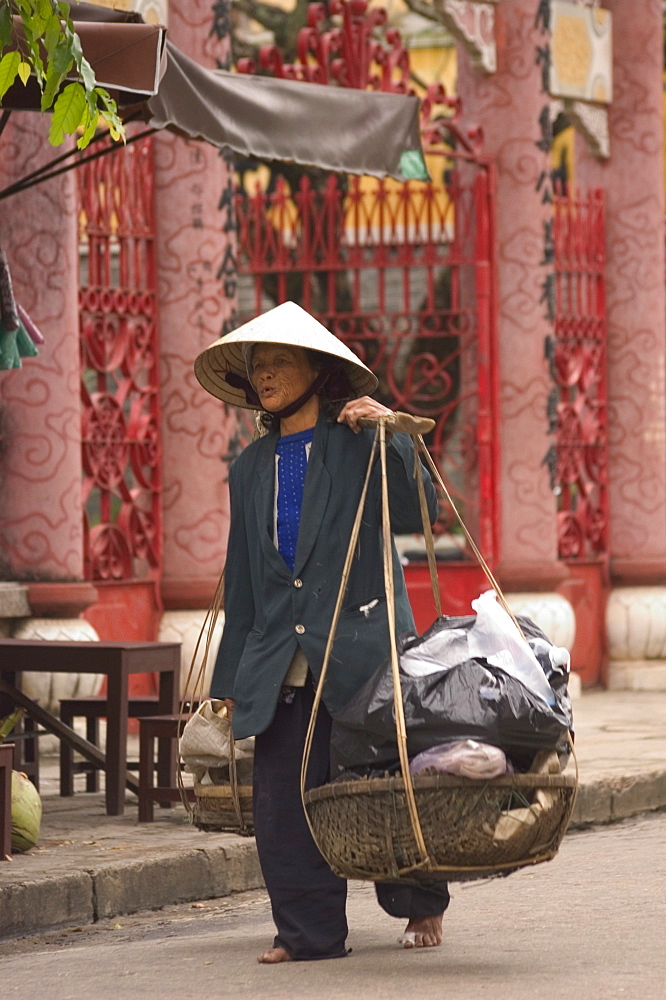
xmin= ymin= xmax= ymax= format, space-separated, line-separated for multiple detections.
xmin=0 ymin=640 xmax=180 ymax=816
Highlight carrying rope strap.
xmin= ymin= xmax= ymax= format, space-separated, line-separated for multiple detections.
xmin=300 ymin=429 xmax=379 ymax=814
xmin=176 ymin=566 xmax=250 ymax=833
xmin=300 ymin=418 xmax=431 ymax=868
xmin=413 ymin=441 xmax=442 ymax=619
xmin=301 ymin=412 xmax=540 ymax=870
xmin=176 ymin=571 xmax=238 ymax=821
xmin=378 ymin=421 xmax=430 ymax=865
xmin=411 ymin=432 xmax=526 ymax=638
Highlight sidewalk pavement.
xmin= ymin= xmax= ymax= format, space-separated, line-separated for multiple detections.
xmin=1 ymin=688 xmax=665 ymax=940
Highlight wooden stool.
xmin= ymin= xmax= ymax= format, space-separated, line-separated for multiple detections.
xmin=0 ymin=743 xmax=14 ymax=860
xmin=59 ymin=695 xmax=159 ymax=796
xmin=138 ymin=714 xmax=194 ymax=822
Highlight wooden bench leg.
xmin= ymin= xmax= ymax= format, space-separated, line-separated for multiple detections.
xmin=156 ymin=731 xmax=177 ymax=810
xmin=85 ymin=715 xmax=100 ymax=793
xmin=59 ymin=705 xmax=75 ymax=797
xmin=60 ymin=708 xmax=100 ymax=796
xmin=138 ymin=727 xmax=155 ymax=823
xmin=20 ymin=716 xmax=40 ymax=791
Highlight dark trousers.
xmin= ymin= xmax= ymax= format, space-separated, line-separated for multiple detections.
xmin=253 ymin=681 xmax=449 ymax=961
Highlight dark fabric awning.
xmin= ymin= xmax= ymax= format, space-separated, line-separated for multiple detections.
xmin=146 ymin=42 xmax=427 ymax=181
xmin=0 ymin=4 xmax=427 ymax=181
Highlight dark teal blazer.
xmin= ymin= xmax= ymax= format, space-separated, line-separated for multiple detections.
xmin=209 ymin=412 xmax=438 ymax=739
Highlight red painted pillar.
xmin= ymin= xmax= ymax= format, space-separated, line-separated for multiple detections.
xmin=575 ymin=0 xmax=666 ymax=580
xmin=457 ymin=0 xmax=564 ymax=592
xmin=0 ymin=117 xmax=96 ymax=610
xmin=575 ymin=0 xmax=666 ymax=689
xmin=155 ymin=1 xmax=238 ymax=614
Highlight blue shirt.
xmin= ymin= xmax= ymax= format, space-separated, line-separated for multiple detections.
xmin=275 ymin=427 xmax=315 ymax=572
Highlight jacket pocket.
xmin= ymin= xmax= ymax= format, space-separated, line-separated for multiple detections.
xmin=341 ymin=596 xmax=386 ymax=619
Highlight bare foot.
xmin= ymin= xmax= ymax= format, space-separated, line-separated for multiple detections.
xmin=257 ymin=946 xmax=294 ymax=964
xmin=400 ymin=914 xmax=443 ymax=949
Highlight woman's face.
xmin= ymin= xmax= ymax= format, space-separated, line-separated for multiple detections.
xmin=249 ymin=344 xmax=318 ymax=412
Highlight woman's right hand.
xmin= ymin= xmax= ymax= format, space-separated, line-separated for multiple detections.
xmin=222 ymin=697 xmax=235 ymax=720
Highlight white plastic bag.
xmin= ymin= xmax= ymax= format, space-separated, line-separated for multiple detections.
xmin=401 ymin=624 xmax=469 ymax=678
xmin=468 ymin=591 xmax=556 ymax=705
xmin=179 ymin=699 xmax=254 ymax=769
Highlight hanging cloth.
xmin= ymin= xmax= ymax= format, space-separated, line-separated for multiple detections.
xmin=0 ymin=247 xmax=39 ymax=370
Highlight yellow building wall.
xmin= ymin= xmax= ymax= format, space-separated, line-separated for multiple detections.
xmin=84 ymin=0 xmax=164 ymax=25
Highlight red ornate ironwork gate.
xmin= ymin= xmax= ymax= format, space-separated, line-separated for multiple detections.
xmin=551 ymin=188 xmax=608 ymax=562
xmin=234 ymin=1 xmax=499 ymax=602
xmin=551 ymin=186 xmax=609 ymax=686
xmin=77 ymin=134 xmax=162 ymax=587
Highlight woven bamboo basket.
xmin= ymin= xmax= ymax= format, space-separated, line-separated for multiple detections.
xmin=178 ymin=577 xmax=254 ymax=837
xmin=300 ymin=415 xmax=578 ymax=885
xmin=193 ymin=782 xmax=254 ymax=834
xmin=304 ymin=770 xmax=577 ymax=883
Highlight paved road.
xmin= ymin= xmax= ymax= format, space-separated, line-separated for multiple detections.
xmin=1 ymin=814 xmax=664 ymax=1000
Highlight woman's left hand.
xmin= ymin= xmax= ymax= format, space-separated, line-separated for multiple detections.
xmin=337 ymin=396 xmax=393 ymax=434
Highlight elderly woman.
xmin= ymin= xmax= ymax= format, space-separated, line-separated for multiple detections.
xmin=194 ymin=302 xmax=449 ymax=963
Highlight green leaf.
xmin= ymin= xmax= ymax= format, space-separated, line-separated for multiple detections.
xmin=0 ymin=50 xmax=21 ymax=102
xmin=52 ymin=37 xmax=76 ymax=77
xmin=65 ymin=27 xmax=95 ymax=93
xmin=13 ymin=2 xmax=32 ymax=20
xmin=40 ymin=42 xmax=74 ymax=111
xmin=94 ymin=87 xmax=125 ymax=144
xmin=48 ymin=80 xmax=86 ymax=145
xmin=17 ymin=8 xmax=35 ymax=41
xmin=44 ymin=13 xmax=62 ymax=58
xmin=0 ymin=709 xmax=25 ymax=742
xmin=31 ymin=12 xmax=49 ymax=36
xmin=77 ymin=54 xmax=95 ymax=93
xmin=0 ymin=5 xmax=12 ymax=50
xmin=95 ymin=86 xmax=118 ymax=113
xmin=24 ymin=37 xmax=45 ymax=83
xmin=103 ymin=114 xmax=124 ymax=144
xmin=17 ymin=60 xmax=31 ymax=85
xmin=77 ymin=105 xmax=98 ymax=150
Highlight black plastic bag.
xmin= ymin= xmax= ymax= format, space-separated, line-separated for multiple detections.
xmin=330 ymin=614 xmax=573 ymax=777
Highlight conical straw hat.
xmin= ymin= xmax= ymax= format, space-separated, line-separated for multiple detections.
xmin=194 ymin=301 xmax=378 ymax=408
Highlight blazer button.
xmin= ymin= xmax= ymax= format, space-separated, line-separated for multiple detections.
xmin=295 ymin=624 xmax=305 ymax=634
xmin=293 ymin=578 xmax=303 ymax=588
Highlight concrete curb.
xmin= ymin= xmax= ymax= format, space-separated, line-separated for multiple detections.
xmin=0 ymin=840 xmax=264 ymax=939
xmin=569 ymin=770 xmax=666 ymax=828
xmin=2 ymin=774 xmax=665 ymax=940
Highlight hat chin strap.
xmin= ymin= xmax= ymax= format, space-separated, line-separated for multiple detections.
xmin=270 ymin=370 xmax=330 ymax=420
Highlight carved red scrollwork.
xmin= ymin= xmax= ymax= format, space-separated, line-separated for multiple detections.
xmin=239 ymin=0 xmax=410 ymax=93
xmin=553 ymin=189 xmax=609 ymax=560
xmin=78 ymin=133 xmax=162 ymax=582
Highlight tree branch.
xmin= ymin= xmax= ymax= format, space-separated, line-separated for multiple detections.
xmin=402 ymin=0 xmax=442 ymax=24
xmin=232 ymin=0 xmax=291 ymax=34
xmin=233 ymin=0 xmax=317 ymax=61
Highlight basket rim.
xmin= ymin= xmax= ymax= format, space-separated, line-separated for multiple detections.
xmin=193 ymin=782 xmax=253 ymax=799
xmin=304 ymin=770 xmax=577 ymax=804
